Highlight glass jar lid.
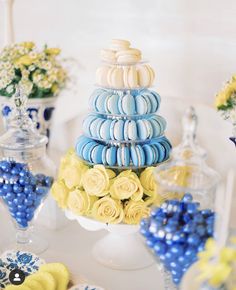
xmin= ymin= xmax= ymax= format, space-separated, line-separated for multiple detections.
xmin=0 ymin=86 xmax=48 ymax=151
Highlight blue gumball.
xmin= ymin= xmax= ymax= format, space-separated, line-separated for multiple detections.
xmin=13 ymin=184 xmax=23 ymax=193
xmin=35 ymin=186 xmax=48 ymax=196
xmin=154 ymin=241 xmax=167 ymax=255
xmin=0 ymin=161 xmax=11 ymax=172
xmin=24 ymin=185 xmax=33 ymax=195
xmin=44 ymin=176 xmax=53 ymax=187
xmin=24 ymin=198 xmax=33 ymax=206
xmin=17 ymin=205 xmax=27 ymax=212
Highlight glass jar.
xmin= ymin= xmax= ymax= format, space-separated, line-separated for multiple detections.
xmin=0 ymin=87 xmax=55 ymax=254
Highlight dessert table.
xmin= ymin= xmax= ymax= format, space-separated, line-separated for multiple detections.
xmin=0 ymin=208 xmax=163 ymax=290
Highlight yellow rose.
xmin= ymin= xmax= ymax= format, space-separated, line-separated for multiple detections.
xmin=140 ymin=167 xmax=157 ymax=196
xmin=124 ymin=200 xmax=150 ymax=225
xmin=14 ymin=55 xmax=34 ymax=66
xmin=92 ymin=196 xmax=124 ymax=224
xmin=67 ymin=188 xmax=97 ymax=215
xmin=45 ymin=48 xmax=61 ymax=56
xmin=82 ymin=165 xmax=112 ymax=197
xmin=59 ymin=149 xmax=88 ymax=189
xmin=51 ymin=180 xmax=69 ymax=209
xmin=110 ymin=171 xmax=143 ymax=201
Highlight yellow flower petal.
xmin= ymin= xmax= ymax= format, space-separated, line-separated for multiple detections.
xmin=51 ymin=180 xmax=69 ymax=209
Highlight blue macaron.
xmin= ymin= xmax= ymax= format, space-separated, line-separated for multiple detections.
xmin=117 ymin=146 xmax=130 ymax=167
xmin=106 ymin=146 xmax=117 ymax=166
xmin=114 ymin=119 xmax=124 ymax=141
xmin=91 ymin=144 xmax=104 ymax=163
xmin=110 ymin=119 xmax=116 ymax=140
xmin=89 ymin=89 xmax=106 ymax=111
xmin=96 ymin=91 xmax=110 ymax=113
xmin=100 ymin=119 xmax=112 ymax=140
xmin=122 ymin=93 xmax=136 ymax=115
xmin=136 ymin=94 xmax=148 ymax=115
xmin=76 ymin=136 xmax=92 ymax=158
xmin=142 ymin=144 xmax=154 ymax=165
xmin=107 ymin=94 xmax=120 ymax=114
xmin=128 ymin=120 xmax=138 ymax=141
xmin=131 ymin=145 xmax=145 ymax=167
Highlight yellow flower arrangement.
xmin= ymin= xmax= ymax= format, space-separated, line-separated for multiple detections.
xmin=197 ymin=238 xmax=236 ymax=289
xmin=215 ymin=76 xmax=236 ymax=111
xmin=52 ymin=149 xmax=191 ymax=225
xmin=0 ymin=42 xmax=67 ymax=99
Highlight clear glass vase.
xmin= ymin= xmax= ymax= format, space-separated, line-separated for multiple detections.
xmin=0 ymin=86 xmax=55 ymax=254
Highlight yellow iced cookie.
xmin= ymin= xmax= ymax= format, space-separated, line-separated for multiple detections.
xmin=26 ymin=272 xmax=56 ymax=290
xmin=39 ymin=263 xmax=70 ymax=290
xmin=5 ymin=285 xmax=31 ymax=290
xmin=24 ymin=279 xmax=44 ymax=290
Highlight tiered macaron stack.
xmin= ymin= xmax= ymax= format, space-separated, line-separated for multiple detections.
xmin=52 ymin=40 xmax=172 ymax=225
xmin=77 ymin=39 xmax=171 ymax=168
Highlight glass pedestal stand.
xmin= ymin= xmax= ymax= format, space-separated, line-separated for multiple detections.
xmin=65 ymin=211 xmax=154 ymax=270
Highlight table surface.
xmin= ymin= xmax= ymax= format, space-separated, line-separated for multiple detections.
xmin=0 ymin=208 xmax=163 ymax=290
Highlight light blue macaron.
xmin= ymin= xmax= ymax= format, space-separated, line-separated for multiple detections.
xmin=150 ymin=144 xmax=159 ymax=164
xmin=117 ymin=146 xmax=130 ymax=166
xmin=95 ymin=118 xmax=106 ymax=139
xmin=152 ymin=142 xmax=165 ymax=163
xmin=144 ymin=92 xmax=158 ymax=113
xmin=89 ymin=89 xmax=106 ymax=111
xmin=128 ymin=120 xmax=138 ymax=140
xmin=149 ymin=117 xmax=161 ymax=137
xmin=100 ymin=119 xmax=112 ymax=140
xmin=96 ymin=91 xmax=110 ymax=113
xmin=106 ymin=146 xmax=117 ymax=166
xmin=141 ymin=93 xmax=152 ymax=114
xmin=124 ymin=120 xmax=129 ymax=141
xmin=150 ymin=90 xmax=161 ymax=110
xmin=136 ymin=94 xmax=147 ymax=115
xmin=82 ymin=115 xmax=97 ymax=136
xmin=114 ymin=119 xmax=124 ymax=141
xmin=131 ymin=145 xmax=145 ymax=166
xmin=142 ymin=144 xmax=154 ymax=165
xmin=82 ymin=141 xmax=97 ymax=162
xmin=107 ymin=94 xmax=120 ymax=114
xmin=76 ymin=136 xmax=92 ymax=158
xmin=102 ymin=146 xmax=108 ymax=165
xmin=89 ymin=118 xmax=102 ymax=138
xmin=137 ymin=119 xmax=150 ymax=140
xmin=91 ymin=144 xmax=104 ymax=163
xmin=110 ymin=119 xmax=116 ymax=140
xmin=122 ymin=93 xmax=136 ymax=115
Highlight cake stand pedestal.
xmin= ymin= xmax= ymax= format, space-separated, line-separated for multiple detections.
xmin=65 ymin=211 xmax=154 ymax=270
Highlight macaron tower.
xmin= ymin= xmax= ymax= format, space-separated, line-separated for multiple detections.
xmin=77 ymin=39 xmax=171 ymax=168
xmin=52 ymin=39 xmax=171 ymax=226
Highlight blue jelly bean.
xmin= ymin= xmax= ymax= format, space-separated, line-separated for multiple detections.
xmin=13 ymin=184 xmax=23 ymax=193
xmin=154 ymin=241 xmax=167 ymax=255
xmin=186 ymin=203 xmax=199 ymax=214
xmin=19 ymin=176 xmax=30 ymax=185
xmin=2 ymin=172 xmax=11 ymax=180
xmin=165 ymin=224 xmax=177 ymax=233
xmin=140 ymin=227 xmax=151 ymax=238
xmin=153 ymin=229 xmax=166 ymax=240
xmin=16 ymin=212 xmax=26 ymax=218
xmin=182 ymin=193 xmax=193 ymax=202
xmin=5 ymin=192 xmax=15 ymax=201
xmin=44 ymin=176 xmax=53 ymax=187
xmin=26 ymin=206 xmax=35 ymax=214
xmin=17 ymin=205 xmax=27 ymax=212
xmin=184 ymin=246 xmax=197 ymax=258
xmin=24 ymin=185 xmax=33 ymax=195
xmin=0 ymin=161 xmax=11 ymax=172
xmin=19 ymin=170 xmax=29 ymax=177
xmin=2 ymin=184 xmax=12 ymax=193
xmin=28 ymin=193 xmax=37 ymax=201
xmin=35 ymin=186 xmax=48 ymax=196
xmin=140 ymin=218 xmax=150 ymax=228
xmin=187 ymin=233 xmax=201 ymax=246
xmin=26 ymin=212 xmax=34 ymax=222
xmin=149 ymin=220 xmax=160 ymax=234
xmin=24 ymin=198 xmax=33 ymax=206
xmin=193 ymin=213 xmax=204 ymax=224
xmin=172 ymin=231 xmax=187 ymax=243
xmin=170 ymin=244 xmax=184 ymax=257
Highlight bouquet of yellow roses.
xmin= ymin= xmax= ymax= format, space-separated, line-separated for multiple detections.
xmin=215 ymin=76 xmax=236 ymax=145
xmin=51 ymin=149 xmax=164 ymax=225
xmin=0 ymin=42 xmax=67 ymax=99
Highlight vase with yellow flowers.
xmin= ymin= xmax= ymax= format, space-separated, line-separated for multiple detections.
xmin=0 ymin=42 xmax=67 ymax=139
xmin=215 ymin=76 xmax=236 ymax=146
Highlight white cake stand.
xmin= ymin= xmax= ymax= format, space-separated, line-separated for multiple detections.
xmin=65 ymin=210 xmax=154 ymax=270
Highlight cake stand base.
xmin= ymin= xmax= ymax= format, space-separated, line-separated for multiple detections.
xmin=65 ymin=211 xmax=155 ymax=271
xmin=92 ymin=232 xmax=154 ymax=270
